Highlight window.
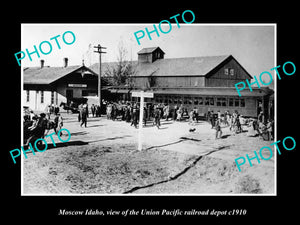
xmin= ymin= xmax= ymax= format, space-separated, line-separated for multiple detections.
xmin=26 ymin=90 xmax=30 ymax=102
xmin=217 ymin=98 xmax=227 ymax=107
xmin=234 ymin=98 xmax=239 ymax=107
xmin=205 ymin=97 xmax=214 ymax=106
xmin=184 ymin=97 xmax=189 ymax=104
xmin=222 ymin=98 xmax=227 ymax=107
xmin=228 ymin=98 xmax=245 ymax=107
xmin=198 ymin=97 xmax=203 ymax=105
xmin=194 ymin=97 xmax=198 ymax=105
xmin=240 ymin=98 xmax=245 ymax=107
xmin=205 ymin=98 xmax=209 ymax=105
xmin=229 ymin=98 xmax=234 ymax=107
xmin=224 ymin=68 xmax=229 ymax=75
xmin=164 ymin=96 xmax=168 ymax=104
xmin=216 ymin=98 xmax=222 ymax=106
xmin=184 ymin=96 xmax=192 ymax=105
xmin=230 ymin=68 xmax=234 ymax=76
xmin=168 ymin=97 xmax=173 ymax=104
xmin=40 ymin=91 xmax=44 ymax=103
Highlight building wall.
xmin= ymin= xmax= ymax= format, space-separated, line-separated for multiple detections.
xmin=23 ymin=89 xmax=63 ymax=111
xmin=138 ymin=54 xmax=153 ymax=63
xmin=132 ymin=76 xmax=205 ymax=88
xmin=205 ymin=58 xmax=250 ymax=87
xmin=151 ymin=94 xmax=258 ymax=117
xmin=54 ymin=72 xmax=98 ymax=104
xmin=138 ymin=48 xmax=164 ymax=63
xmin=132 ymin=57 xmax=250 ymax=88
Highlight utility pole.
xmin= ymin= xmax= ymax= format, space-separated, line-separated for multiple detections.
xmin=94 ymin=44 xmax=107 ymax=108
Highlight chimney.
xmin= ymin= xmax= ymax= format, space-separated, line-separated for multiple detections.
xmin=63 ymin=57 xmax=68 ymax=67
xmin=40 ymin=59 xmax=45 ymax=68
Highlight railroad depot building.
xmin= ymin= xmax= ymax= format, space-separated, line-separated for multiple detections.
xmin=107 ymin=47 xmax=274 ymax=118
xmin=23 ymin=58 xmax=107 ymax=111
xmin=23 ymin=47 xmax=274 ymax=119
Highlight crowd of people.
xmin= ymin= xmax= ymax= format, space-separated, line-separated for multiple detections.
xmin=206 ymin=109 xmax=274 ymax=140
xmin=76 ymin=100 xmax=273 ymax=141
xmin=23 ymin=100 xmax=274 ymax=145
xmin=23 ymin=105 xmax=64 ymax=146
xmin=103 ymin=101 xmax=201 ymax=129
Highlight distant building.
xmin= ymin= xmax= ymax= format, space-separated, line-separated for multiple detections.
xmin=23 ymin=58 xmax=106 ymax=111
xmin=106 ymin=47 xmax=274 ymax=118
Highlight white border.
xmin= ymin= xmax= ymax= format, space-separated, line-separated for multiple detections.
xmin=21 ymin=23 xmax=277 ymax=196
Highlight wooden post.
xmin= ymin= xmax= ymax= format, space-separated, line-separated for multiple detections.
xmin=132 ymin=91 xmax=153 ymax=151
xmin=94 ymin=44 xmax=106 ymax=107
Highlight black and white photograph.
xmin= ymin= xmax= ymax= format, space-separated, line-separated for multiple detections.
xmin=21 ymin=24 xmax=276 ymax=195
xmin=3 ymin=4 xmax=299 ymax=223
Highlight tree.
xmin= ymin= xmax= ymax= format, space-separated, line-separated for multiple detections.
xmin=104 ymin=41 xmax=136 ymax=86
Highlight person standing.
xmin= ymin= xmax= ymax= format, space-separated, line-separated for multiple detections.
xmin=91 ymin=104 xmax=96 ymax=117
xmin=78 ymin=104 xmax=83 ymax=122
xmin=95 ymin=105 xmax=100 ymax=117
xmin=173 ymin=105 xmax=178 ymax=121
xmin=217 ymin=110 xmax=221 ymax=119
xmin=154 ymin=106 xmax=161 ymax=129
xmin=54 ymin=105 xmax=59 ymax=115
xmin=131 ymin=104 xmax=138 ymax=128
xmin=85 ymin=103 xmax=89 ymax=118
xmin=106 ymin=103 xmax=112 ymax=119
xmin=125 ymin=104 xmax=131 ymax=122
xmin=80 ymin=105 xmax=88 ymax=127
xmin=188 ymin=109 xmax=195 ymax=125
xmin=143 ymin=105 xmax=147 ymax=127
xmin=45 ymin=105 xmax=51 ymax=120
xmin=193 ymin=107 xmax=199 ymax=123
xmin=266 ymin=119 xmax=274 ymax=141
xmin=258 ymin=111 xmax=264 ymax=124
xmin=54 ymin=113 xmax=63 ymax=135
xmin=235 ymin=113 xmax=243 ymax=133
xmin=215 ymin=118 xmax=222 ymax=139
xmin=209 ymin=110 xmax=215 ymax=129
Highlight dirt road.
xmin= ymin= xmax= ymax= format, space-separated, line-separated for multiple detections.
xmin=22 ymin=113 xmax=275 ymax=195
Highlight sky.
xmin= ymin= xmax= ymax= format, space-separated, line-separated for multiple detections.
xmin=21 ymin=24 xmax=275 ymax=85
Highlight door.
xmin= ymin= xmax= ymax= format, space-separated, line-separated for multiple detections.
xmin=66 ymin=89 xmax=73 ymax=105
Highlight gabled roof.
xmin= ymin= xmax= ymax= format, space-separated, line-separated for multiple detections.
xmin=89 ymin=52 xmax=252 ymax=79
xmin=23 ymin=65 xmax=98 ymax=85
xmin=137 ymin=47 xmax=165 ymax=55
xmin=134 ymin=55 xmax=232 ymax=77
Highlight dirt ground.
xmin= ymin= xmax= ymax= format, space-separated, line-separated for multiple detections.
xmin=22 ymin=113 xmax=275 ymax=195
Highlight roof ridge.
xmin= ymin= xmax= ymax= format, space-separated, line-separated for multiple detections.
xmin=24 ymin=65 xmax=81 ymax=70
xmin=160 ymin=54 xmax=231 ymax=60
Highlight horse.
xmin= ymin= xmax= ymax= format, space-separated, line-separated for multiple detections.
xmin=24 ymin=118 xmax=59 ymax=147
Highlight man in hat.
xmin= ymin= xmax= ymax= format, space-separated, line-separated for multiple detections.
xmin=80 ymin=106 xmax=88 ymax=128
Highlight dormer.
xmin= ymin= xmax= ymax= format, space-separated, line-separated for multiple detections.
xmin=137 ymin=47 xmax=165 ymax=63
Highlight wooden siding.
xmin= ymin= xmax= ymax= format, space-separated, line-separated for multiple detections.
xmin=205 ymin=57 xmax=250 ymax=87
xmin=138 ymin=54 xmax=152 ymax=63
xmin=132 ymin=76 xmax=205 ymax=88
xmin=138 ymin=48 xmax=164 ymax=63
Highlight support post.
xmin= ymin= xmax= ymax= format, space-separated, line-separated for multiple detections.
xmin=94 ymin=44 xmax=107 ymax=107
